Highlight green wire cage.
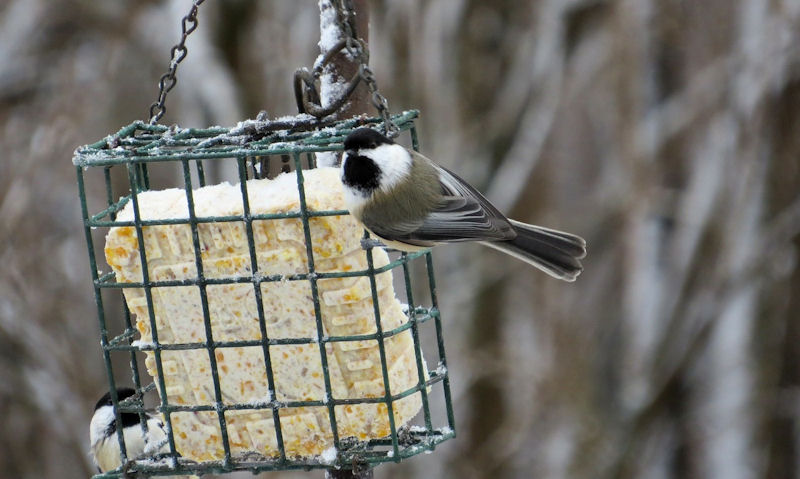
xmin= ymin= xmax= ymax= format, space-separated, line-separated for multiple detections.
xmin=74 ymin=110 xmax=455 ymax=477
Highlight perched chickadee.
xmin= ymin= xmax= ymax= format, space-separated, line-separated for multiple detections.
xmin=340 ymin=128 xmax=587 ymax=281
xmin=90 ymin=387 xmax=192 ymax=478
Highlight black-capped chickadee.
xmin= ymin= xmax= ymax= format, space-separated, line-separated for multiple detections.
xmin=340 ymin=128 xmax=587 ymax=281
xmin=90 ymin=387 xmax=191 ymax=478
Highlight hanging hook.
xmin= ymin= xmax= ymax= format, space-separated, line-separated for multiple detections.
xmin=295 ymin=0 xmax=399 ymax=136
xmin=294 ymin=39 xmax=366 ymax=118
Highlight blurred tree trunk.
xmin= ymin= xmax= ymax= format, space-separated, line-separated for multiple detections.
xmin=761 ymin=77 xmax=800 ymax=479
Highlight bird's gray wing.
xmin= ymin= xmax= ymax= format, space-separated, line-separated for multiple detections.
xmin=369 ymin=158 xmax=515 ymax=245
xmin=433 ymin=161 xmax=510 ymax=221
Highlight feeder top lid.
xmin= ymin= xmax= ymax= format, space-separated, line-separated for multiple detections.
xmin=73 ymin=111 xmax=419 ymax=168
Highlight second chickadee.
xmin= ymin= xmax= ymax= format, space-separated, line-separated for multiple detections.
xmin=90 ymin=387 xmax=194 ymax=478
xmin=340 ymin=128 xmax=587 ymax=281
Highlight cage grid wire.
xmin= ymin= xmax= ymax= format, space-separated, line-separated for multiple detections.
xmin=75 ymin=110 xmax=455 ymax=478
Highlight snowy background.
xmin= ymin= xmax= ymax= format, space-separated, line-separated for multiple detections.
xmin=2 ymin=1 xmax=800 ymax=478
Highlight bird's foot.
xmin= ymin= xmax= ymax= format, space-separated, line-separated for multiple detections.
xmin=121 ymin=459 xmax=137 ymax=478
xmin=360 ymin=238 xmax=386 ymax=250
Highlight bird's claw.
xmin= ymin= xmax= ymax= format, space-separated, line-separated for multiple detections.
xmin=360 ymin=238 xmax=386 ymax=250
xmin=121 ymin=459 xmax=136 ymax=478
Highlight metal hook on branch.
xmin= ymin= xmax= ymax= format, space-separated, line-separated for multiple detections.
xmin=295 ymin=0 xmax=399 ymax=137
xmin=294 ymin=39 xmax=366 ymax=118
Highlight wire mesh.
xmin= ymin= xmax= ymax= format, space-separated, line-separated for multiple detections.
xmin=75 ymin=111 xmax=455 ymax=477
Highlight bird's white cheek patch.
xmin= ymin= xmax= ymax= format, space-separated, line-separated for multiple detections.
xmin=90 ymin=406 xmax=116 ymax=446
xmin=361 ymin=144 xmax=412 ymax=191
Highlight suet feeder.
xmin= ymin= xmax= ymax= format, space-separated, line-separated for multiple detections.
xmin=74 ymin=2 xmax=455 ymax=478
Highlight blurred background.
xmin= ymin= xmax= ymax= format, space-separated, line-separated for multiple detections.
xmin=2 ymin=0 xmax=800 ymax=478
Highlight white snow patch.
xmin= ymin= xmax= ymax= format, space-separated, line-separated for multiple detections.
xmin=319 ymin=446 xmax=337 ymax=464
xmin=131 ymin=340 xmax=155 ymax=349
xmin=245 ymin=391 xmax=273 ymax=406
xmin=74 ymin=150 xmax=114 ymax=166
xmin=272 ymin=113 xmax=317 ymax=123
xmin=320 ymin=74 xmax=349 ymax=109
xmin=316 ymin=151 xmax=341 ymax=168
xmin=317 ymin=0 xmax=343 ymax=52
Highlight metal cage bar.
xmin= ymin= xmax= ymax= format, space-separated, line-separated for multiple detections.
xmin=76 ymin=112 xmax=456 ymax=478
xmin=127 ymin=162 xmax=182 ymax=466
xmin=236 ymin=156 xmax=289 ymax=462
xmin=401 ymin=254 xmax=434 ymax=433
xmin=363 ymin=242 xmax=400 ymax=459
xmin=180 ymin=157 xmax=236 ymax=467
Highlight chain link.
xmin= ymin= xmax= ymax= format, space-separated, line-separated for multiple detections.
xmin=148 ymin=0 xmax=206 ymax=124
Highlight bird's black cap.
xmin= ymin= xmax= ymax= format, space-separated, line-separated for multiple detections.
xmin=343 ymin=128 xmax=393 ymax=151
xmin=94 ymin=387 xmax=137 ymax=411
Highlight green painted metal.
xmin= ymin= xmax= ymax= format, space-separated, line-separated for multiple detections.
xmin=75 ymin=111 xmax=455 ymax=477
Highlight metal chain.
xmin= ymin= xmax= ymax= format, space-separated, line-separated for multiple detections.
xmin=148 ymin=0 xmax=206 ymax=124
xmin=148 ymin=0 xmax=394 ymax=134
xmin=337 ymin=0 xmax=399 ymax=137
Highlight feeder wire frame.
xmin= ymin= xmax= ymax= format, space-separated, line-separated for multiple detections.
xmin=75 ymin=111 xmax=455 ymax=478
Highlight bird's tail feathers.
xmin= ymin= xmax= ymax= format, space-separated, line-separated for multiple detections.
xmin=482 ymin=220 xmax=586 ymax=281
